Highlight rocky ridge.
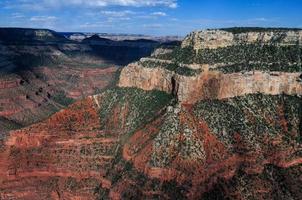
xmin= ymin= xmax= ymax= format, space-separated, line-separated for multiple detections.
xmin=182 ymin=28 xmax=302 ymax=50
xmin=119 ymin=61 xmax=301 ymax=103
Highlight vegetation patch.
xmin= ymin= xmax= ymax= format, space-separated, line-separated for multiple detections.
xmin=99 ymin=87 xmax=172 ymax=133
xmin=196 ymin=44 xmax=302 ymax=65
xmin=0 ymin=116 xmax=22 ymax=132
xmin=156 ymin=44 xmax=302 ymax=73
xmin=214 ymin=62 xmax=302 ymax=73
xmin=193 ymin=94 xmax=301 ymax=150
xmin=155 ymin=47 xmax=195 ymax=64
xmin=219 ymin=27 xmax=302 ymax=34
xmin=52 ymin=91 xmax=75 ymax=106
xmin=139 ymin=60 xmax=201 ymax=76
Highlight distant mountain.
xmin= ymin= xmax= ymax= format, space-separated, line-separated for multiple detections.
xmin=60 ymin=31 xmax=183 ymax=42
xmin=0 ymin=28 xmax=68 ymax=44
xmin=82 ymin=34 xmax=114 ymax=44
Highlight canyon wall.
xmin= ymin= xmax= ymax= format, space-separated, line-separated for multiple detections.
xmin=119 ymin=62 xmax=302 ymax=104
xmin=119 ymin=28 xmax=302 ymax=104
xmin=0 ymin=66 xmax=117 ymax=127
xmin=0 ymin=98 xmax=114 ymax=200
xmin=182 ymin=29 xmax=302 ymax=50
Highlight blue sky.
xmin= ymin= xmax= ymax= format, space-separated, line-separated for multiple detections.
xmin=0 ymin=0 xmax=302 ymax=36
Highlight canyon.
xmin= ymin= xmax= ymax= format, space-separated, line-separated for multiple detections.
xmin=0 ymin=28 xmax=301 ymax=199
xmin=0 ymin=28 xmax=161 ymax=134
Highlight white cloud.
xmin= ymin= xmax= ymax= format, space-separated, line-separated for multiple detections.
xmin=30 ymin=16 xmax=57 ymax=22
xmin=101 ymin=10 xmax=136 ymax=17
xmin=152 ymin=12 xmax=167 ymax=17
xmin=66 ymin=0 xmax=178 ymax=8
xmin=11 ymin=12 xmax=24 ymax=19
xmin=252 ymin=18 xmax=269 ymax=22
xmin=143 ymin=23 xmax=163 ymax=28
xmin=6 ymin=0 xmax=178 ymax=10
xmin=80 ymin=22 xmax=112 ymax=28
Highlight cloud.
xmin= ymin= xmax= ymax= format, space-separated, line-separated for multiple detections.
xmin=137 ymin=12 xmax=167 ymax=19
xmin=101 ymin=10 xmax=136 ymax=17
xmin=143 ymin=23 xmax=163 ymax=28
xmin=65 ymin=0 xmax=178 ymax=8
xmin=253 ymin=17 xmax=268 ymax=22
xmin=79 ymin=22 xmax=112 ymax=29
xmin=152 ymin=12 xmax=167 ymax=17
xmin=5 ymin=0 xmax=178 ymax=10
xmin=100 ymin=10 xmax=168 ymax=21
xmin=30 ymin=16 xmax=57 ymax=22
xmin=11 ymin=12 xmax=24 ymax=19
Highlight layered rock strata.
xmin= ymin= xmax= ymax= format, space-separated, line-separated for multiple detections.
xmin=119 ymin=61 xmax=301 ymax=104
xmin=182 ymin=29 xmax=302 ymax=50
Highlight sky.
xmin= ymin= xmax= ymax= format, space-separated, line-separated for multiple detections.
xmin=0 ymin=0 xmax=302 ymax=36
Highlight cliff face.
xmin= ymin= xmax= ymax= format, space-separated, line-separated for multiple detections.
xmin=0 ymin=98 xmax=110 ymax=200
xmin=119 ymin=28 xmax=302 ymax=103
xmin=182 ymin=29 xmax=302 ymax=50
xmin=119 ymin=62 xmax=301 ymax=104
xmin=114 ymin=29 xmax=302 ymax=198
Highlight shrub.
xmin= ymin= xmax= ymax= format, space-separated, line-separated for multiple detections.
xmin=52 ymin=91 xmax=75 ymax=106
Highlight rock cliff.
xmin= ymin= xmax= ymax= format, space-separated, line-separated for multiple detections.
xmin=182 ymin=28 xmax=302 ymax=50
xmin=119 ymin=28 xmax=302 ymax=103
xmin=119 ymin=61 xmax=302 ymax=104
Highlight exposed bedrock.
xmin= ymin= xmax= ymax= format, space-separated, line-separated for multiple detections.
xmin=119 ymin=63 xmax=302 ymax=104
xmin=182 ymin=29 xmax=302 ymax=50
xmin=0 ymin=98 xmax=113 ymax=199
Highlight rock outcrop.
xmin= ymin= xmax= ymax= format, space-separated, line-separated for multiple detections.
xmin=119 ymin=28 xmax=302 ymax=104
xmin=0 ymin=98 xmax=113 ymax=199
xmin=119 ymin=62 xmax=302 ymax=104
xmin=182 ymin=28 xmax=302 ymax=50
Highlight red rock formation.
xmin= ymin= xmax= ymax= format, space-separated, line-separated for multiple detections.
xmin=37 ymin=66 xmax=117 ymax=99
xmin=119 ymin=63 xmax=302 ymax=104
xmin=0 ymin=98 xmax=115 ymax=199
xmin=0 ymin=90 xmax=301 ymax=199
xmin=0 ymin=66 xmax=117 ymax=127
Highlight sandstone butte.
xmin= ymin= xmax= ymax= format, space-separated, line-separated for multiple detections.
xmin=0 ymin=28 xmax=302 ymax=200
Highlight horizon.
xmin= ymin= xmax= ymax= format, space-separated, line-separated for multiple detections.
xmin=1 ymin=0 xmax=302 ymax=36
xmin=2 ymin=26 xmax=302 ymax=38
